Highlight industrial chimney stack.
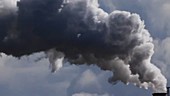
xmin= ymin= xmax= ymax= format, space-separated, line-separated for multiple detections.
xmin=152 ymin=87 xmax=170 ymax=96
xmin=152 ymin=93 xmax=167 ymax=96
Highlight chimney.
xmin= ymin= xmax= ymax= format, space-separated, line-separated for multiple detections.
xmin=152 ymin=93 xmax=167 ymax=96
xmin=167 ymin=87 xmax=170 ymax=96
xmin=152 ymin=87 xmax=170 ymax=96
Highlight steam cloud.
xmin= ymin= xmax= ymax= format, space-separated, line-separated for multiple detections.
xmin=0 ymin=0 xmax=167 ymax=93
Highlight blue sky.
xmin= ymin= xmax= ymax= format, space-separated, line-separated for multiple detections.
xmin=0 ymin=0 xmax=170 ymax=96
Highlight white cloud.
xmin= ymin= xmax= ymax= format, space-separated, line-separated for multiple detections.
xmin=76 ymin=70 xmax=101 ymax=88
xmin=0 ymin=52 xmax=75 ymax=96
xmin=153 ymin=38 xmax=170 ymax=79
xmin=0 ymin=52 xmax=152 ymax=96
xmin=72 ymin=92 xmax=110 ymax=96
xmin=0 ymin=52 xmax=113 ymax=96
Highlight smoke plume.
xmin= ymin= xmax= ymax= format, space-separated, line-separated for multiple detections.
xmin=0 ymin=0 xmax=167 ymax=93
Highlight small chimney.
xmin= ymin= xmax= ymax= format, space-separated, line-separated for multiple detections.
xmin=167 ymin=87 xmax=170 ymax=96
xmin=152 ymin=93 xmax=167 ymax=96
xmin=152 ymin=87 xmax=170 ymax=96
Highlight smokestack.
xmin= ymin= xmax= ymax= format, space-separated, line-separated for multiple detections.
xmin=152 ymin=93 xmax=167 ymax=96
xmin=167 ymin=87 xmax=170 ymax=96
xmin=152 ymin=87 xmax=170 ymax=96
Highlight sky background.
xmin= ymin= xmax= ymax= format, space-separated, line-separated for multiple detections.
xmin=0 ymin=0 xmax=170 ymax=96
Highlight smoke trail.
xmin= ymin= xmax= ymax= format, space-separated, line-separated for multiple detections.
xmin=0 ymin=0 xmax=167 ymax=93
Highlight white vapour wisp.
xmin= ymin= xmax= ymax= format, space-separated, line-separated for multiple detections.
xmin=46 ymin=49 xmax=65 ymax=72
xmin=0 ymin=0 xmax=19 ymax=16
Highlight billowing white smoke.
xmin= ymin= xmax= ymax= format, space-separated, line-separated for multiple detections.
xmin=0 ymin=0 xmax=167 ymax=93
xmin=49 ymin=0 xmax=167 ymax=92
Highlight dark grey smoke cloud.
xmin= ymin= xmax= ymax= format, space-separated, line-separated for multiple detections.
xmin=0 ymin=0 xmax=167 ymax=93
